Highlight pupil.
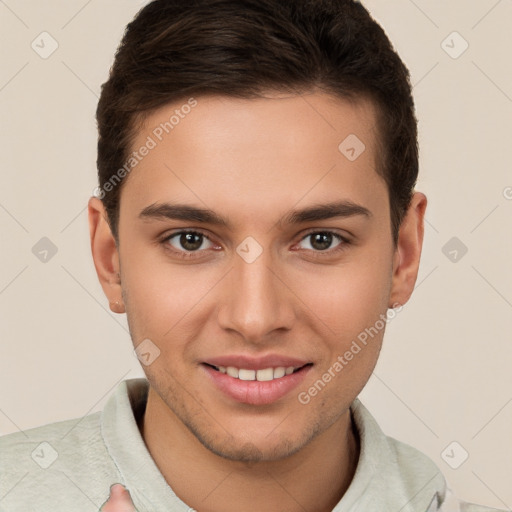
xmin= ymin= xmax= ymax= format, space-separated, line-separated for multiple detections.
xmin=311 ymin=233 xmax=332 ymax=251
xmin=181 ymin=233 xmax=202 ymax=251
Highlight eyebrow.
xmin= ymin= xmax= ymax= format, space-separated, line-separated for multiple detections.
xmin=138 ymin=200 xmax=372 ymax=229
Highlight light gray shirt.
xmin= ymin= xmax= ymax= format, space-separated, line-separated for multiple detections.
xmin=0 ymin=378 xmax=504 ymax=511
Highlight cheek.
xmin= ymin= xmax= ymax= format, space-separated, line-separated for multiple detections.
xmin=296 ymin=262 xmax=391 ymax=407
xmin=300 ymin=255 xmax=393 ymax=338
xmin=120 ymin=242 xmax=219 ymax=342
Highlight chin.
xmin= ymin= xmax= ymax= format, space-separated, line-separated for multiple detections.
xmin=146 ymin=369 xmax=331 ymax=463
xmin=197 ymin=432 xmax=307 ymax=463
xmin=182 ymin=414 xmax=320 ymax=463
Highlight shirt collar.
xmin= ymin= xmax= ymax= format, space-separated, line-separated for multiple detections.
xmin=101 ymin=378 xmax=188 ymax=511
xmin=334 ymin=398 xmax=447 ymax=511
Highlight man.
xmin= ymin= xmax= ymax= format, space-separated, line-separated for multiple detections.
xmin=0 ymin=1 xmax=504 ymax=511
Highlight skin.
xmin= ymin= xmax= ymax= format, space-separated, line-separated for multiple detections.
xmin=91 ymin=91 xmax=427 ymax=512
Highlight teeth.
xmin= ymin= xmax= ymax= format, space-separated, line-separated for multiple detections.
xmin=273 ymin=367 xmax=286 ymax=379
xmin=256 ymin=368 xmax=274 ymax=381
xmin=226 ymin=366 xmax=239 ymax=378
xmin=218 ymin=365 xmax=300 ymax=381
xmin=239 ymin=369 xmax=256 ymax=381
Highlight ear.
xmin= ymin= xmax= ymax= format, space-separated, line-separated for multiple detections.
xmin=388 ymin=192 xmax=427 ymax=308
xmin=88 ymin=196 xmax=125 ymax=313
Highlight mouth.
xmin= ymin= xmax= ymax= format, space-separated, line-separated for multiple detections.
xmin=201 ymin=361 xmax=313 ymax=405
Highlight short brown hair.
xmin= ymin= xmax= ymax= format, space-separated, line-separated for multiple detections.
xmin=96 ymin=0 xmax=418 ymax=244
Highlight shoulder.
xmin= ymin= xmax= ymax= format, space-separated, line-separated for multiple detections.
xmin=0 ymin=410 xmax=103 ymax=470
xmin=386 ymin=437 xmax=506 ymax=512
xmin=0 ymin=412 xmax=118 ymax=511
xmin=349 ymin=400 xmax=506 ymax=512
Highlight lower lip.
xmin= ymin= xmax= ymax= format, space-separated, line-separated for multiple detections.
xmin=202 ymin=364 xmax=312 ymax=405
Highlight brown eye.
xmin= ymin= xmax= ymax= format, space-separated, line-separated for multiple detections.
xmin=164 ymin=231 xmax=214 ymax=253
xmin=298 ymin=232 xmax=344 ymax=252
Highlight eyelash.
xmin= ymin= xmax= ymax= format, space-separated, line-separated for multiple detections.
xmin=159 ymin=229 xmax=351 ymax=260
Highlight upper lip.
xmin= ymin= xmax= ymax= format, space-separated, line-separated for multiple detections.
xmin=203 ymin=354 xmax=311 ymax=371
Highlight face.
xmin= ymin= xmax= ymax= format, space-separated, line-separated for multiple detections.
xmin=90 ymin=91 xmax=424 ymax=462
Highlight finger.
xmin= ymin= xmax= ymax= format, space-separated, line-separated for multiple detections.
xmin=99 ymin=484 xmax=137 ymax=512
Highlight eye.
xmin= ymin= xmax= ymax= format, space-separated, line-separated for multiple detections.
xmin=160 ymin=229 xmax=350 ymax=260
xmin=162 ymin=230 xmax=217 ymax=257
xmin=295 ymin=231 xmax=348 ymax=254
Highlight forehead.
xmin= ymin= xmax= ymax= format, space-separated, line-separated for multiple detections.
xmin=120 ymin=91 xmax=387 ymax=227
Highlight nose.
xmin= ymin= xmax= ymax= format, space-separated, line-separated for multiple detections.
xmin=216 ymin=245 xmax=295 ymax=344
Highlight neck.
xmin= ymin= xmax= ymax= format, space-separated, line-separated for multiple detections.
xmin=141 ymin=386 xmax=360 ymax=512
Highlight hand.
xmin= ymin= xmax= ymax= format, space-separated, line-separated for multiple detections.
xmin=100 ymin=483 xmax=137 ymax=512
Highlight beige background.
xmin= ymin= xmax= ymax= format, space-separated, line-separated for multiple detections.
xmin=1 ymin=0 xmax=511 ymax=508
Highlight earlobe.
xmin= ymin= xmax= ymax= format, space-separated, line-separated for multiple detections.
xmin=109 ymin=299 xmax=125 ymax=314
xmin=88 ymin=196 xmax=125 ymax=313
xmin=388 ymin=192 xmax=427 ymax=308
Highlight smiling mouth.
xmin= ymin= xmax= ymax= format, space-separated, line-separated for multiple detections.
xmin=203 ymin=363 xmax=312 ymax=382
